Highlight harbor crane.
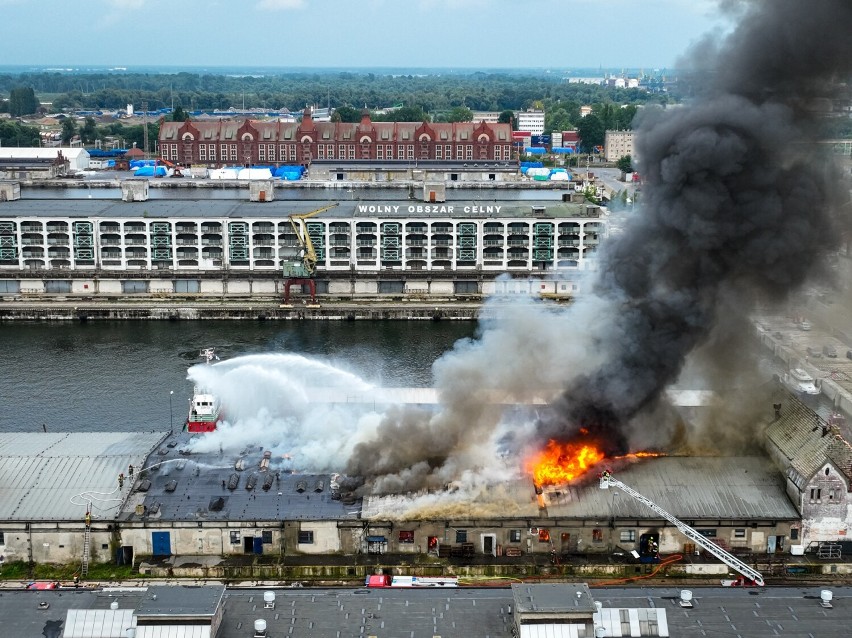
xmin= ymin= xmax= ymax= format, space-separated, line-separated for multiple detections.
xmin=600 ymin=469 xmax=764 ymax=586
xmin=280 ymin=203 xmax=339 ymax=306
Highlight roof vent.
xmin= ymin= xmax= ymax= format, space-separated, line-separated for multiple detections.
xmin=208 ymin=497 xmax=225 ymax=512
xmin=262 ymin=474 xmax=275 ymax=491
xmin=821 ymin=590 xmax=833 ymax=608
xmin=314 ymin=480 xmax=325 ymax=493
xmin=679 ymin=590 xmax=693 ymax=608
xmin=246 ymin=474 xmax=258 ymax=491
xmin=263 ymin=591 xmax=276 ymax=609
xmin=110 ymin=600 xmax=119 ymax=610
xmin=296 ymin=481 xmax=307 ymax=493
xmin=254 ymin=619 xmax=267 ymax=637
xmin=164 ymin=480 xmax=178 ymax=493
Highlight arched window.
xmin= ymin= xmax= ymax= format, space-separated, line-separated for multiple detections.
xmin=241 ymin=133 xmax=254 ymax=142
xmin=418 ymin=134 xmax=431 ymax=142
xmin=181 ymin=133 xmax=194 ymax=141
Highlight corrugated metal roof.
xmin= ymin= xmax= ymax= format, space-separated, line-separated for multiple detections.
xmin=362 ymin=456 xmax=797 ymax=522
xmin=63 ymin=609 xmax=135 ymax=638
xmin=520 ymin=625 xmax=584 ymax=638
xmin=0 ymin=199 xmax=592 ymax=220
xmin=136 ymin=627 xmax=210 ymax=638
xmin=0 ymin=432 xmax=165 ymax=521
xmin=543 ymin=456 xmax=798 ymax=521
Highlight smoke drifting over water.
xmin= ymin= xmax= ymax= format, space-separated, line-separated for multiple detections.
xmin=186 ymin=353 xmax=383 ymax=471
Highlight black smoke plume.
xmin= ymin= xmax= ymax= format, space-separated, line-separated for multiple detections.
xmin=345 ymin=0 xmax=852 ymax=495
xmin=545 ymin=0 xmax=852 ymax=451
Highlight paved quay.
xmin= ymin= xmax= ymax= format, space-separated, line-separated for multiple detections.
xmin=0 ymin=298 xmax=485 ymax=320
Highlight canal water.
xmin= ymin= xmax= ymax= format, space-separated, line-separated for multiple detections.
xmin=0 ymin=320 xmax=476 ymax=432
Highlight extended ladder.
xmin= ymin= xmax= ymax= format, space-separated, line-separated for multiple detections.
xmin=81 ymin=525 xmax=91 ymax=577
xmin=600 ymin=471 xmax=764 ymax=586
xmin=81 ymin=504 xmax=92 ymax=577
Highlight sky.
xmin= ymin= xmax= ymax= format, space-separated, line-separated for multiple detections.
xmin=0 ymin=0 xmax=730 ymax=71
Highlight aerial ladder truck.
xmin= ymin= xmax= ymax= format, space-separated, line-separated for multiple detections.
xmin=280 ymin=203 xmax=339 ymax=307
xmin=600 ymin=469 xmax=764 ymax=586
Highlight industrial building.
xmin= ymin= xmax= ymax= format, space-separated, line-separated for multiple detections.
xmin=305 ymin=159 xmax=523 ymax=183
xmin=0 ymin=147 xmax=90 ymax=175
xmin=0 ymin=184 xmax=602 ymax=300
xmin=158 ymin=110 xmax=513 ymax=167
xmin=0 ymin=428 xmax=798 ymax=568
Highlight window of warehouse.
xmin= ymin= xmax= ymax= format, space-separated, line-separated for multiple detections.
xmin=0 ymin=280 xmax=20 ymax=293
xmin=509 ymin=530 xmax=521 ymax=543
xmin=455 ymin=530 xmax=467 ymax=543
xmin=620 ymin=530 xmax=635 ymax=542
xmin=298 ymin=531 xmax=314 ymax=544
xmin=229 ymin=531 xmax=240 ymax=545
xmin=398 ymin=531 xmax=414 ymax=544
xmin=262 ymin=531 xmax=273 ymax=544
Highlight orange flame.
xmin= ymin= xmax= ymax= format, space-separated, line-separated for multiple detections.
xmin=527 ymin=439 xmax=606 ymax=487
xmin=621 ymin=451 xmax=665 ymax=459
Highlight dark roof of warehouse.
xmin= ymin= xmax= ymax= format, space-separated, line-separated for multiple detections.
xmin=5 ymin=586 xmax=852 ymax=638
xmin=120 ymin=431 xmax=361 ymax=523
xmin=0 ymin=198 xmax=599 ymax=219
xmin=135 ymin=585 xmax=224 ymax=618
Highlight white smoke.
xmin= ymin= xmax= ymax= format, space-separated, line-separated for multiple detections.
xmin=185 ymin=353 xmax=384 ymax=470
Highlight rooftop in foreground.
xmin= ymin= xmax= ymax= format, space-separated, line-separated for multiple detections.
xmin=4 ymin=586 xmax=852 ymax=638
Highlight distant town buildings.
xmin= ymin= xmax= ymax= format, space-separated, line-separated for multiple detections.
xmin=604 ymin=129 xmax=635 ymax=162
xmin=471 ymin=111 xmax=501 ymax=124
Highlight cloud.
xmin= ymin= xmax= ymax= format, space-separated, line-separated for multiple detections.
xmin=256 ymin=0 xmax=305 ymax=9
xmin=106 ymin=0 xmax=144 ymax=8
xmin=417 ymin=0 xmax=489 ymax=8
xmin=96 ymin=0 xmax=144 ymax=29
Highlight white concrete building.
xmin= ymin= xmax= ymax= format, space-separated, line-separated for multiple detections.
xmin=516 ymin=110 xmax=545 ymax=135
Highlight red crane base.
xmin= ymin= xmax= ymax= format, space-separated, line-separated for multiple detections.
xmin=283 ymin=278 xmax=316 ymax=305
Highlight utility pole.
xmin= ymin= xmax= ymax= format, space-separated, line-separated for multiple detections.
xmin=141 ymin=100 xmax=149 ymax=156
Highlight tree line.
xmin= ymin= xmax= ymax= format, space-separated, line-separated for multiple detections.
xmin=0 ymin=70 xmax=672 ymax=116
xmin=0 ymin=71 xmax=679 ymax=151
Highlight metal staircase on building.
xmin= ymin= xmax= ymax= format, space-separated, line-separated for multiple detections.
xmin=81 ymin=524 xmax=91 ymax=577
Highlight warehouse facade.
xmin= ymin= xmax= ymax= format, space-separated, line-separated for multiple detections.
xmin=158 ymin=110 xmax=514 ymax=167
